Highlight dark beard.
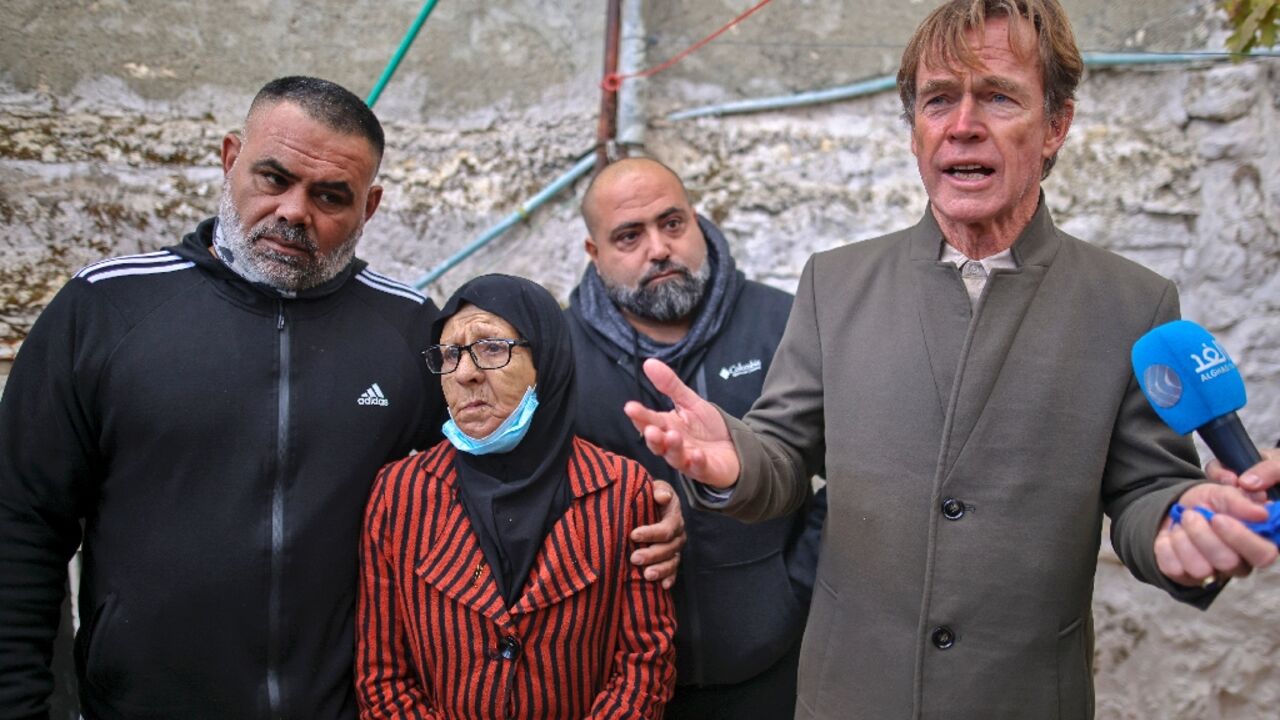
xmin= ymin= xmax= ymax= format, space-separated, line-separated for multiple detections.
xmin=602 ymin=258 xmax=711 ymax=323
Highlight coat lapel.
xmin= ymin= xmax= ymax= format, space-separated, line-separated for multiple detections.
xmin=937 ymin=267 xmax=1046 ymax=476
xmin=414 ymin=440 xmax=614 ymax=623
xmin=415 ymin=464 xmax=512 ymax=626
xmin=510 ymin=441 xmax=610 ymax=616
xmin=509 ymin=501 xmax=602 ymax=615
xmin=936 ymin=200 xmax=1063 ymax=479
xmin=909 ymin=212 xmax=972 ymax=418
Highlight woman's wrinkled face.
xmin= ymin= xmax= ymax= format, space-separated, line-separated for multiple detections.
xmin=439 ymin=304 xmax=537 ymax=438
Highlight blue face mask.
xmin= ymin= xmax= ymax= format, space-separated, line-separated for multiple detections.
xmin=442 ymin=386 xmax=539 ymax=455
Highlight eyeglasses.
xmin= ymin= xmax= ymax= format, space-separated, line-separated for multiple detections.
xmin=424 ymin=338 xmax=530 ymax=374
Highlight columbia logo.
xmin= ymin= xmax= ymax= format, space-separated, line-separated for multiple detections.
xmin=719 ymin=359 xmax=762 ymax=380
xmin=358 ymin=383 xmax=389 ymax=407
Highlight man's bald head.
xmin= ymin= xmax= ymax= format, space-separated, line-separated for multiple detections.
xmin=578 ymin=156 xmax=709 ymax=330
xmin=580 ymin=157 xmax=692 ymax=239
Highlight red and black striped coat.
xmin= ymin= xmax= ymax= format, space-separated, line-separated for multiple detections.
xmin=357 ymin=437 xmax=676 ymax=720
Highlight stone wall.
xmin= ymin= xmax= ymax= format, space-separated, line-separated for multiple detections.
xmin=3 ymin=1 xmax=1278 ymax=717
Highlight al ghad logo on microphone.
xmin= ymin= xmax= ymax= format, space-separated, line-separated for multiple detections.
xmin=1141 ymin=340 xmax=1235 ymax=410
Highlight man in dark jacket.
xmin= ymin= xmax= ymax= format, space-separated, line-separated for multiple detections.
xmin=0 ymin=78 xmax=683 ymax=720
xmin=0 ymin=75 xmax=437 ymax=720
xmin=567 ymin=157 xmax=826 ymax=719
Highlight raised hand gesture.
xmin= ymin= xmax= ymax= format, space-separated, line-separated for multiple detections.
xmin=622 ymin=358 xmax=742 ymax=489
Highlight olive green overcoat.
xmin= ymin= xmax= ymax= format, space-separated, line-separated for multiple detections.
xmin=709 ymin=201 xmax=1210 ymax=720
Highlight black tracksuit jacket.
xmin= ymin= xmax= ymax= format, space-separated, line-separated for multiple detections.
xmin=0 ymin=219 xmax=442 ymax=719
xmin=567 ymin=278 xmax=827 ymax=688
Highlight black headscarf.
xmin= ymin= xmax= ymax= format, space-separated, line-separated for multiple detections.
xmin=433 ymin=274 xmax=577 ymax=607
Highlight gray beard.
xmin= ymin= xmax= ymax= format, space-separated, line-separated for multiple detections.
xmin=601 ymin=258 xmax=711 ymax=324
xmin=214 ymin=183 xmax=361 ymax=293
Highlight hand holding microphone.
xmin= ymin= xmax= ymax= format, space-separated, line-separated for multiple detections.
xmin=1132 ymin=320 xmax=1278 ymax=500
xmin=1132 ymin=320 xmax=1279 ymax=587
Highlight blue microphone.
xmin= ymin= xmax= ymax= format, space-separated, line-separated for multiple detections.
xmin=1131 ymin=320 xmax=1275 ymax=500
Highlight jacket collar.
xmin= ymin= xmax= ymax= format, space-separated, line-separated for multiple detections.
xmin=169 ymin=217 xmax=367 ymax=305
xmin=907 ymin=191 xmax=1061 ymax=269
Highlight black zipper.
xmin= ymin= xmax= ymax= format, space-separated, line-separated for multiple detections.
xmin=267 ymin=300 xmax=290 ymax=717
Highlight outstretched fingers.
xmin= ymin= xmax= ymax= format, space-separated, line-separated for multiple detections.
xmin=641 ymin=358 xmax=703 ymax=410
xmin=622 ymin=358 xmax=736 ymax=486
xmin=640 ymin=425 xmax=690 ymax=474
xmin=624 ymin=400 xmax=669 ymax=438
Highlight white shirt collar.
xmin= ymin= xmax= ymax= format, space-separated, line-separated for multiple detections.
xmin=939 ymin=242 xmax=1018 ymax=272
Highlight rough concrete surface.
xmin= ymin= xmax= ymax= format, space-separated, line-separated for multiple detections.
xmin=2 ymin=0 xmax=1279 ymax=717
xmin=643 ymin=0 xmax=1217 ymax=106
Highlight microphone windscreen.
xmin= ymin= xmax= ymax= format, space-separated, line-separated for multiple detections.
xmin=1131 ymin=320 xmax=1247 ymax=435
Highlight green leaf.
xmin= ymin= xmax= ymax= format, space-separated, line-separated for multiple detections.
xmin=1220 ymin=0 xmax=1280 ymax=55
xmin=1261 ymin=22 xmax=1277 ymax=47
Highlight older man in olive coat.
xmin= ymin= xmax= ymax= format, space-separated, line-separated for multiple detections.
xmin=623 ymin=1 xmax=1278 ymax=718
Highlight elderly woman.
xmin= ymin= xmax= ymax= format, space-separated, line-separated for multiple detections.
xmin=357 ymin=274 xmax=676 ymax=720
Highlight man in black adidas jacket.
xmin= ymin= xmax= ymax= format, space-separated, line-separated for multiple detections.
xmin=0 ymin=77 xmax=440 ymax=720
xmin=0 ymin=78 xmax=687 ymax=720
xmin=568 ymin=157 xmax=827 ymax=719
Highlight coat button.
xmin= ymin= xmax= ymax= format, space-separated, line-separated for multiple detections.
xmin=498 ymin=635 xmax=522 ymax=661
xmin=931 ymin=626 xmax=955 ymax=650
xmin=941 ymin=497 xmax=965 ymax=520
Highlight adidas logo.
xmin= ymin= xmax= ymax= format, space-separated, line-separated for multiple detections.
xmin=358 ymin=383 xmax=389 ymax=407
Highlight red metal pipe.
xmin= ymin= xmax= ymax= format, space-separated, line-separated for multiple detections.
xmin=595 ymin=0 xmax=623 ymax=173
